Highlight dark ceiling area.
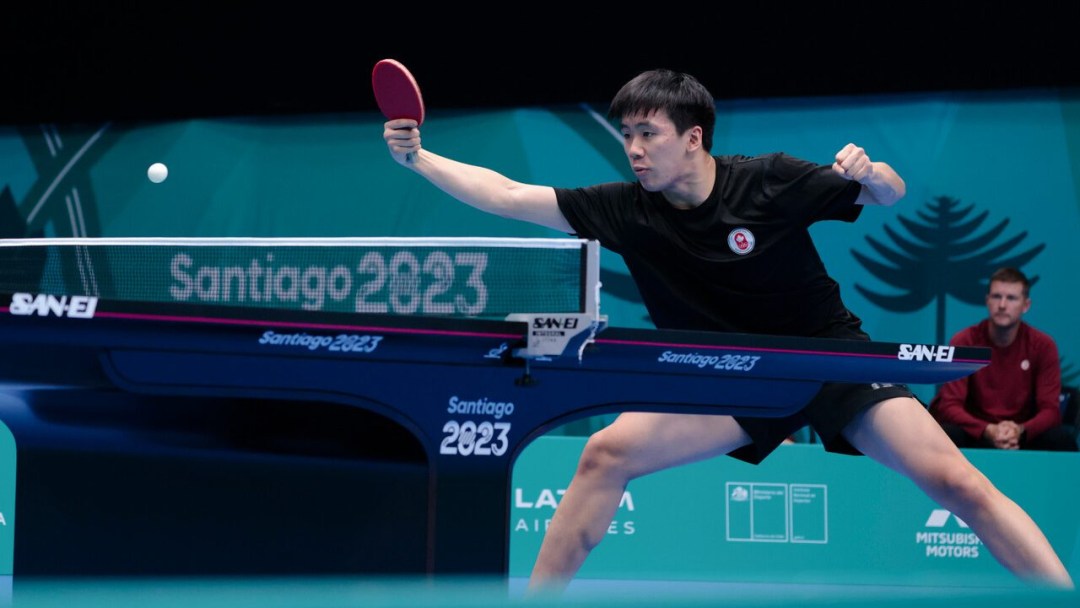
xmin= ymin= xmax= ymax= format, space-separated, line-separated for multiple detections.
xmin=4 ymin=3 xmax=1079 ymax=124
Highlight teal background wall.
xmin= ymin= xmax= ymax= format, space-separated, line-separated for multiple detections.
xmin=4 ymin=79 xmax=1080 ymax=592
xmin=0 ymin=417 xmax=14 ymax=604
xmin=510 ymin=437 xmax=1080 ymax=587
xmin=4 ymin=89 xmax=1080 ymax=406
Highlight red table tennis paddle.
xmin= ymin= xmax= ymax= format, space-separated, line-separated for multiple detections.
xmin=372 ymin=58 xmax=425 ymax=163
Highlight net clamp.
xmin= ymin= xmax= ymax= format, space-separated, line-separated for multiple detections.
xmin=504 ymin=313 xmax=608 ymax=361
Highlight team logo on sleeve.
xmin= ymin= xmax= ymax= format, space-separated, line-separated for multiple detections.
xmin=727 ymin=228 xmax=756 ymax=255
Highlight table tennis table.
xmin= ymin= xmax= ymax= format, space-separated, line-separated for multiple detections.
xmin=0 ymin=238 xmax=990 ymax=576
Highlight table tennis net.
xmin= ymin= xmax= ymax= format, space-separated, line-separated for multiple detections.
xmin=0 ymin=237 xmax=600 ymax=320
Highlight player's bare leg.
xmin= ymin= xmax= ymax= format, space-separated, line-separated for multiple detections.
xmin=527 ymin=411 xmax=752 ymax=593
xmin=844 ymin=397 xmax=1074 ymax=589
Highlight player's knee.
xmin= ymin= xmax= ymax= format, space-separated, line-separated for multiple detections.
xmin=577 ymin=429 xmax=628 ymax=479
xmin=933 ymin=460 xmax=994 ymax=510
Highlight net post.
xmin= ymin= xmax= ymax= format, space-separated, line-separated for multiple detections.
xmin=504 ymin=239 xmax=606 ymax=361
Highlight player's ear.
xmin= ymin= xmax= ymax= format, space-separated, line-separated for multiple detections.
xmin=686 ymin=125 xmax=703 ymax=152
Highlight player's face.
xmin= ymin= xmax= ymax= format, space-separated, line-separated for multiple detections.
xmin=619 ymin=109 xmax=695 ymax=192
xmin=985 ymin=280 xmax=1030 ymax=330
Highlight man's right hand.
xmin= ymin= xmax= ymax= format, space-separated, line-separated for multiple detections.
xmin=984 ymin=421 xmax=1021 ymax=450
xmin=383 ymin=119 xmax=421 ymax=165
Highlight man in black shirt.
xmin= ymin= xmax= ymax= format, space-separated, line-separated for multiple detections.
xmin=382 ymin=69 xmax=1073 ymax=589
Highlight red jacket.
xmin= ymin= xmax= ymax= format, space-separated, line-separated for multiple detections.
xmin=930 ymin=320 xmax=1062 ymax=440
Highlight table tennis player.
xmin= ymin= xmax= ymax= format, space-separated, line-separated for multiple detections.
xmin=381 ymin=67 xmax=1073 ymax=590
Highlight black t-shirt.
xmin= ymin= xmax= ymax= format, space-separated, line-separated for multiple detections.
xmin=555 ymin=153 xmax=867 ymax=338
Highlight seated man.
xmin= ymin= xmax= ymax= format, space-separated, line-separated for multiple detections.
xmin=931 ymin=268 xmax=1078 ymax=451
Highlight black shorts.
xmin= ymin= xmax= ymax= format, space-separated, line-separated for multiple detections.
xmin=729 ymin=382 xmax=919 ymax=464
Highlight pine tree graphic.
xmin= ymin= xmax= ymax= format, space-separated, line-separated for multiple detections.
xmin=852 ymin=196 xmax=1045 ymax=344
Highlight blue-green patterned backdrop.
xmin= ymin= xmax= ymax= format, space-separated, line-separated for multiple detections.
xmin=3 ymin=90 xmax=1079 ymax=407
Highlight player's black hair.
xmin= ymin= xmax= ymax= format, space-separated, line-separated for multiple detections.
xmin=608 ymin=69 xmax=715 ymax=152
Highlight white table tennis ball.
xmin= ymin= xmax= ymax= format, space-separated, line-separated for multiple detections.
xmin=147 ymin=162 xmax=169 ymax=184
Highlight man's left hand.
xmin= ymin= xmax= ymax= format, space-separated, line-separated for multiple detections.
xmin=833 ymin=143 xmax=874 ymax=183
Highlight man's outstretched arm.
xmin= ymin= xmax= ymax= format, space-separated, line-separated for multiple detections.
xmin=383 ymin=118 xmax=573 ymax=232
